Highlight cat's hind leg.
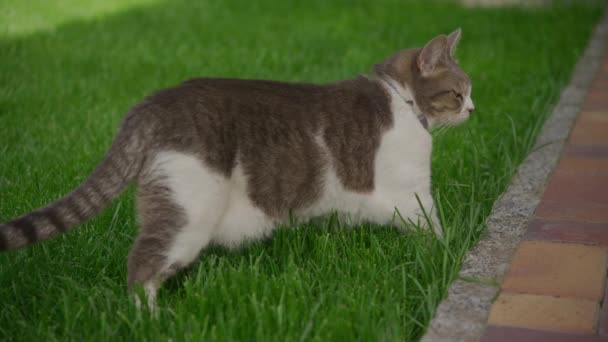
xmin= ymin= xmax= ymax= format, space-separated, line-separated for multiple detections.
xmin=127 ymin=151 xmax=230 ymax=312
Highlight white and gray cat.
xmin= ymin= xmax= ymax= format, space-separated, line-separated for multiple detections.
xmin=0 ymin=29 xmax=474 ymax=308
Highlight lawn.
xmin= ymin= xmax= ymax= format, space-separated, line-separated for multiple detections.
xmin=0 ymin=0 xmax=603 ymax=340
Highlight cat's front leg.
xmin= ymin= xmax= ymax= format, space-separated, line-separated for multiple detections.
xmin=380 ymin=193 xmax=443 ymax=237
xmin=413 ymin=195 xmax=443 ymax=237
xmin=425 ymin=207 xmax=443 ymax=237
xmin=399 ymin=208 xmax=443 ymax=237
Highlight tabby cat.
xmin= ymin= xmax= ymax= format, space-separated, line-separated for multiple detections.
xmin=1 ymin=29 xmax=474 ymax=308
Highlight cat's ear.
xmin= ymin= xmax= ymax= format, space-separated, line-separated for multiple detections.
xmin=418 ymin=35 xmax=448 ymax=77
xmin=447 ymin=28 xmax=461 ymax=57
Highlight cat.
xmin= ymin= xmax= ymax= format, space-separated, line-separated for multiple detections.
xmin=0 ymin=29 xmax=474 ymax=309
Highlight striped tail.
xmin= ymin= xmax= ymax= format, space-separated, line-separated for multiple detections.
xmin=0 ymin=114 xmax=147 ymax=251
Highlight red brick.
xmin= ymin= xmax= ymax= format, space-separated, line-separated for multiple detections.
xmin=541 ymin=153 xmax=608 ymax=204
xmin=585 ymin=90 xmax=606 ymax=97
xmin=542 ymin=170 xmax=608 ymax=203
xmin=584 ymin=102 xmax=608 ymax=112
xmin=599 ymin=279 xmax=608 ymax=337
xmin=569 ymin=112 xmax=608 ymax=145
xmin=563 ymin=145 xmax=608 ymax=159
xmin=589 ymin=78 xmax=608 ymax=89
xmin=501 ymin=241 xmax=607 ymax=300
xmin=587 ymin=110 xmax=608 ymax=117
xmin=488 ymin=293 xmax=599 ymax=333
xmin=481 ymin=326 xmax=604 ymax=342
xmin=587 ymin=80 xmax=608 ymax=91
xmin=584 ymin=101 xmax=608 ymax=111
xmin=525 ymin=219 xmax=608 ymax=245
xmin=554 ymin=157 xmax=608 ymax=175
xmin=535 ymin=200 xmax=608 ymax=223
xmin=585 ymin=85 xmax=608 ymax=95
xmin=591 ymin=90 xmax=608 ymax=99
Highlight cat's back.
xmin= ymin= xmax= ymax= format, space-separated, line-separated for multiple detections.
xmin=136 ymin=75 xmax=391 ymax=122
xmin=130 ymin=75 xmax=393 ymax=178
xmin=169 ymin=77 xmax=326 ymax=109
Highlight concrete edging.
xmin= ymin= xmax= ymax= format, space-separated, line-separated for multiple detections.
xmin=421 ymin=7 xmax=608 ymax=342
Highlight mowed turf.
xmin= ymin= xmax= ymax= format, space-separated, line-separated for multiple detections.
xmin=0 ymin=1 xmax=603 ymax=340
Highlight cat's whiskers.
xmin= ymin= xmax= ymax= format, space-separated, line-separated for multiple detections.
xmin=431 ymin=115 xmax=462 ymax=136
xmin=431 ymin=121 xmax=449 ymax=136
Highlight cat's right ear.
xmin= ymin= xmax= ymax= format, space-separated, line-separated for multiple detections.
xmin=447 ymin=28 xmax=462 ymax=57
xmin=418 ymin=35 xmax=448 ymax=77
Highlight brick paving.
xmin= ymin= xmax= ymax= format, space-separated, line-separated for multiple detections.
xmin=480 ymin=57 xmax=608 ymax=340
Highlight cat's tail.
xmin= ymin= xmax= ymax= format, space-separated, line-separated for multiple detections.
xmin=0 ymin=113 xmax=148 ymax=251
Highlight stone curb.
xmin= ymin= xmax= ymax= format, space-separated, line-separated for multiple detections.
xmin=421 ymin=7 xmax=608 ymax=342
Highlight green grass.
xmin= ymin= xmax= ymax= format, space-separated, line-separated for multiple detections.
xmin=0 ymin=0 xmax=603 ymax=340
xmin=0 ymin=0 xmax=161 ymax=37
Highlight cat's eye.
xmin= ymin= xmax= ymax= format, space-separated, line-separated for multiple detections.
xmin=452 ymin=91 xmax=463 ymax=100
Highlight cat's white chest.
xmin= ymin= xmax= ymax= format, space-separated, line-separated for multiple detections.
xmin=301 ymin=85 xmax=433 ymax=226
xmin=373 ymin=88 xmax=432 ymax=199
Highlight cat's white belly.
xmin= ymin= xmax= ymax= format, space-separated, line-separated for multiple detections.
xmin=212 ymin=164 xmax=277 ymax=248
xmin=152 ymin=152 xmax=277 ymax=254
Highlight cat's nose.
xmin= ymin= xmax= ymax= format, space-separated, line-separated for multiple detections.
xmin=467 ymin=107 xmax=475 ymax=115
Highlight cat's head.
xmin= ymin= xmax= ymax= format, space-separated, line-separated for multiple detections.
xmin=375 ymin=29 xmax=474 ymax=127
